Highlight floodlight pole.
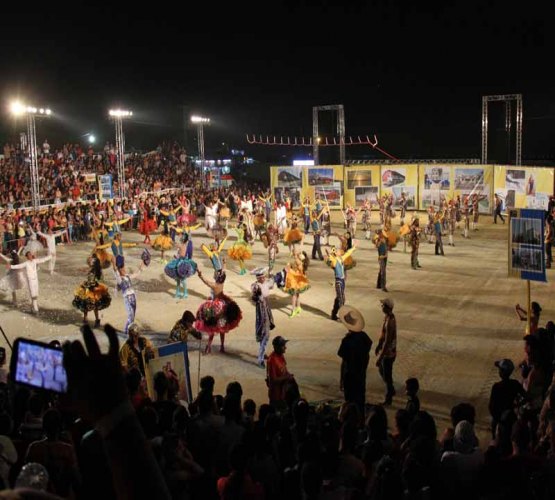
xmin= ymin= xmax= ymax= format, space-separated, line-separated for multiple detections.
xmin=26 ymin=113 xmax=41 ymax=211
xmin=197 ymin=121 xmax=206 ymax=187
xmin=114 ymin=116 xmax=126 ymax=200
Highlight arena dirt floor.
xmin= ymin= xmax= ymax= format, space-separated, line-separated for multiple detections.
xmin=0 ymin=212 xmax=548 ymax=445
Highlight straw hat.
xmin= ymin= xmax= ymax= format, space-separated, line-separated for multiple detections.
xmin=338 ymin=305 xmax=365 ymax=332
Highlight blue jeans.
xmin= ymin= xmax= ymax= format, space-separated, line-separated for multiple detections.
xmin=124 ymin=294 xmax=137 ymax=334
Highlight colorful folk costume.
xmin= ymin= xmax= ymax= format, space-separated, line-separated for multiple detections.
xmin=399 ymin=194 xmax=407 ymax=225
xmin=321 ymin=207 xmax=332 ymax=246
xmin=201 ymin=237 xmax=227 ymax=281
xmin=283 ymin=216 xmax=304 ymax=255
xmin=92 ymin=227 xmax=112 ymax=269
xmin=373 ymin=230 xmax=388 ymax=292
xmin=195 ymin=270 xmax=242 ymax=354
xmin=262 ymin=224 xmax=279 ymax=274
xmin=275 ymin=203 xmax=288 ymax=238
xmin=37 ymin=229 xmax=66 ymax=274
xmin=408 ymin=218 xmax=422 ymax=270
xmin=9 ymin=253 xmax=52 ymax=313
xmin=434 ymin=214 xmax=445 ymax=256
xmin=251 ymin=268 xmax=275 ymax=367
xmin=461 ymin=199 xmax=471 ymax=239
xmin=253 ymin=210 xmax=267 ymax=241
xmin=139 ymin=207 xmax=157 ymax=244
xmin=447 ymin=201 xmax=457 ymax=247
xmin=336 ymin=233 xmax=356 ymax=270
xmin=283 ymin=251 xmax=310 ymax=317
xmin=152 ymin=222 xmax=174 ymax=262
xmin=113 ymin=256 xmax=144 ymax=334
xmin=342 ymin=205 xmax=357 ymax=237
xmin=426 ymin=207 xmax=435 ymax=244
xmin=227 ymin=226 xmax=253 ymax=275
xmin=361 ymin=201 xmax=372 ymax=239
xmin=72 ymin=255 xmax=111 ymax=326
xmin=310 ymin=210 xmax=324 ymax=261
xmin=326 ymin=246 xmax=356 ymax=321
xmin=471 ymin=194 xmax=487 ymax=231
xmin=164 ymin=234 xmax=198 ymax=299
xmin=0 ymin=251 xmax=27 ymax=304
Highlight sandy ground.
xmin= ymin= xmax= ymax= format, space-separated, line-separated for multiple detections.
xmin=0 ymin=213 xmax=549 ymax=444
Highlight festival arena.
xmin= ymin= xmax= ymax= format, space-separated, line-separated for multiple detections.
xmin=1 ymin=186 xmax=547 ymax=444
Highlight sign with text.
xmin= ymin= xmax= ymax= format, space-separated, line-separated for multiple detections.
xmin=508 ymin=209 xmax=546 ymax=282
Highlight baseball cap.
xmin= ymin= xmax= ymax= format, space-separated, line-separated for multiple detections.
xmin=272 ymin=336 xmax=289 ymax=347
xmin=494 ymin=358 xmax=514 ymax=374
xmin=380 ymin=298 xmax=394 ymax=309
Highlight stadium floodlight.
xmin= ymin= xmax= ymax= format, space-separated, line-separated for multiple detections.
xmin=191 ymin=115 xmax=210 ymax=124
xmin=109 ymin=109 xmax=133 ymax=118
xmin=9 ymin=100 xmax=53 ymax=210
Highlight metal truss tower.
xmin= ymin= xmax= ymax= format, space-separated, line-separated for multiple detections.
xmin=481 ymin=94 xmax=523 ymax=165
xmin=313 ymin=104 xmax=345 ymax=165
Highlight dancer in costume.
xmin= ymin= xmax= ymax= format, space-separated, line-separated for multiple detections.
xmin=259 ymin=193 xmax=273 ymax=222
xmin=434 ymin=213 xmax=445 ymax=256
xmin=361 ymin=199 xmax=372 ymax=239
xmin=283 ymin=216 xmax=304 ymax=255
xmin=139 ymin=205 xmax=157 ymax=244
xmin=227 ymin=224 xmax=253 ymax=275
xmin=283 ymin=251 xmax=310 ymax=318
xmin=9 ymin=251 xmax=52 ymax=313
xmin=374 ymin=230 xmax=388 ymax=292
xmin=113 ymin=255 xmax=144 ymax=334
xmin=37 ymin=227 xmax=67 ymax=274
xmin=0 ymin=250 xmax=26 ymax=304
xmin=168 ymin=310 xmax=202 ymax=344
xmin=92 ymin=229 xmax=112 ymax=269
xmin=447 ymin=200 xmax=456 ymax=247
xmin=201 ymin=236 xmax=228 ymax=282
xmin=262 ymin=224 xmax=279 ymax=275
xmin=461 ymin=197 xmax=471 ymax=239
xmin=325 ymin=244 xmax=356 ymax=321
xmin=310 ymin=209 xmax=324 ymax=261
xmin=237 ymin=209 xmax=255 ymax=245
xmin=342 ymin=204 xmax=357 ymax=237
xmin=399 ymin=192 xmax=407 ymax=225
xmin=152 ymin=221 xmax=174 ymax=263
xmin=72 ymin=254 xmax=111 ymax=327
xmin=195 ymin=269 xmax=242 ymax=354
xmin=275 ymin=201 xmax=288 ymax=238
xmin=471 ymin=193 xmax=487 ymax=231
xmin=332 ymin=232 xmax=356 ymax=270
xmin=408 ymin=216 xmax=422 ymax=270
xmin=164 ymin=233 xmax=198 ymax=299
xmin=321 ymin=205 xmax=332 ymax=246
xmin=302 ymin=197 xmax=312 ymax=234
xmin=178 ymin=197 xmax=197 ymax=226
xmin=253 ymin=209 xmax=267 ymax=241
xmin=250 ymin=267 xmax=275 ymax=367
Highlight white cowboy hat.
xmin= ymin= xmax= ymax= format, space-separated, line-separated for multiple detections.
xmin=338 ymin=305 xmax=365 ymax=332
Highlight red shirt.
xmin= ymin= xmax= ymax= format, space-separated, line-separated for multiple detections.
xmin=217 ymin=473 xmax=264 ymax=500
xmin=267 ymin=352 xmax=288 ymax=402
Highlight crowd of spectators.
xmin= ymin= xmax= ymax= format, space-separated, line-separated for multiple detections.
xmin=1 ymin=141 xmax=197 ymax=208
xmin=0 ymin=314 xmax=552 ymax=499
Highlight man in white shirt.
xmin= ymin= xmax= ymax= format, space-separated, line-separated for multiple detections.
xmin=37 ymin=228 xmax=67 ymax=274
xmin=275 ymin=202 xmax=287 ymax=236
xmin=10 ymin=251 xmax=52 ymax=313
xmin=42 ymin=139 xmax=50 ymax=155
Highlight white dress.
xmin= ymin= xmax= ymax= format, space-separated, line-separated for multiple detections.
xmin=21 ymin=230 xmax=45 ymax=256
xmin=0 ymin=255 xmax=26 ymax=292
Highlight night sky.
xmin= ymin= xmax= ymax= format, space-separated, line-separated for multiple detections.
xmin=1 ymin=1 xmax=553 ymax=164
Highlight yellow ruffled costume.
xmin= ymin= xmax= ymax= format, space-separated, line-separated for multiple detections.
xmin=227 ymin=228 xmax=253 ymax=261
xmin=152 ymin=234 xmax=174 ymax=251
xmin=283 ymin=227 xmax=303 ymax=244
xmin=283 ymin=267 xmax=310 ymax=295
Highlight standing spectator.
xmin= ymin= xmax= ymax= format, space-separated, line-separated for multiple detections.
xmin=337 ymin=305 xmax=372 ymax=416
xmin=515 ymin=301 xmax=541 ymax=335
xmin=375 ymin=298 xmax=397 ymax=405
xmin=266 ymin=336 xmax=295 ymax=411
xmin=405 ymin=378 xmax=421 ymax=421
xmin=488 ymin=358 xmax=525 ymax=438
xmin=42 ymin=139 xmax=50 ymax=156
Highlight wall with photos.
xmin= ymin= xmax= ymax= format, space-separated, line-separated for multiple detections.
xmin=270 ymin=164 xmax=554 ymax=213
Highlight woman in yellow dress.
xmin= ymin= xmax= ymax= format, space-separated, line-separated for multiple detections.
xmin=152 ymin=221 xmax=174 ymax=263
xmin=333 ymin=232 xmax=357 ymax=270
xmin=283 ymin=251 xmax=310 ymax=317
xmin=227 ymin=224 xmax=253 ymax=275
xmin=283 ymin=215 xmax=304 ymax=255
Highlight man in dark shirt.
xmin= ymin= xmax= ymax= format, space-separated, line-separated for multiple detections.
xmin=489 ymin=358 xmax=526 ymax=438
xmin=337 ymin=306 xmax=373 ymax=417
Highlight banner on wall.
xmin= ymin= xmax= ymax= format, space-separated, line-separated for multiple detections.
xmin=453 ymin=167 xmax=493 ymax=214
xmin=420 ymin=165 xmax=451 ymax=209
xmin=508 ymin=209 xmax=546 ymax=282
xmin=380 ymin=166 xmax=418 ymax=209
xmin=305 ymin=165 xmax=344 ymax=209
xmin=494 ymin=166 xmax=554 ymax=210
xmin=98 ymin=174 xmax=113 ymax=200
xmin=344 ymin=166 xmax=381 ymax=207
xmin=272 ymin=166 xmax=302 ymax=210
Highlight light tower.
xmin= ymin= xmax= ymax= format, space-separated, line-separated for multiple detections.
xmin=109 ymin=109 xmax=133 ymax=199
xmin=191 ymin=115 xmax=210 ymax=187
xmin=10 ymin=102 xmax=52 ymax=211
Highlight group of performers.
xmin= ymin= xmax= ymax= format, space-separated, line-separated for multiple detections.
xmin=1 ymin=189 xmax=494 ymax=367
